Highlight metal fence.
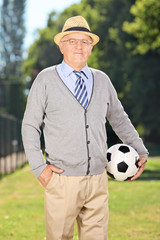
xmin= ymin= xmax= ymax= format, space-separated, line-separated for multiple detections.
xmin=0 ymin=81 xmax=23 ymax=119
xmin=0 ymin=113 xmax=26 ymax=174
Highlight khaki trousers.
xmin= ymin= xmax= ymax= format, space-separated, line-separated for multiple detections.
xmin=44 ymin=171 xmax=109 ymax=240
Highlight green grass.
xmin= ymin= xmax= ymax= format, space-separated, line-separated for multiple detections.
xmin=0 ymin=157 xmax=160 ymax=240
xmin=108 ymin=157 xmax=160 ymax=240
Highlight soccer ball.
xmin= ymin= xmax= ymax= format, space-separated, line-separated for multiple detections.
xmin=106 ymin=144 xmax=139 ymax=181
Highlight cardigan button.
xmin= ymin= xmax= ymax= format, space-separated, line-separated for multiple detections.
xmin=87 ymin=141 xmax=90 ymax=144
xmin=86 ymin=125 xmax=89 ymax=128
xmin=88 ymin=157 xmax=91 ymax=160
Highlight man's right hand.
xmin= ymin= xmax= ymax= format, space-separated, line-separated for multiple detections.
xmin=38 ymin=165 xmax=63 ymax=187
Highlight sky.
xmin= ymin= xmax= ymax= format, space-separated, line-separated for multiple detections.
xmin=24 ymin=0 xmax=81 ymax=50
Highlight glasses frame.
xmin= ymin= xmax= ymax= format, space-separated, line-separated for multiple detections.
xmin=60 ymin=38 xmax=93 ymax=46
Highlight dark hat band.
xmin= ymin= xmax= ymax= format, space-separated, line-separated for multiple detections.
xmin=64 ymin=26 xmax=91 ymax=33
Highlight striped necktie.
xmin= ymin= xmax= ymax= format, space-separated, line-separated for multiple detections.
xmin=74 ymin=71 xmax=88 ymax=109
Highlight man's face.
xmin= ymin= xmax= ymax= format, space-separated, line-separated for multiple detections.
xmin=59 ymin=33 xmax=93 ymax=70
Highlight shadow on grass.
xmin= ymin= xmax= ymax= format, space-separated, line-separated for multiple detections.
xmin=138 ymin=169 xmax=160 ymax=181
xmin=108 ymin=169 xmax=160 ymax=182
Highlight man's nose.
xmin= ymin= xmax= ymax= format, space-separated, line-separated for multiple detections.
xmin=75 ymin=40 xmax=83 ymax=48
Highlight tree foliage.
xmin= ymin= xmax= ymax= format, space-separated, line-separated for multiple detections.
xmin=121 ymin=0 xmax=160 ymax=142
xmin=123 ymin=0 xmax=160 ymax=54
xmin=0 ymin=0 xmax=26 ymax=81
xmin=0 ymin=0 xmax=26 ymax=119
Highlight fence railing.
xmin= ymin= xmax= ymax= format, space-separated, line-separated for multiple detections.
xmin=0 ymin=113 xmax=26 ymax=175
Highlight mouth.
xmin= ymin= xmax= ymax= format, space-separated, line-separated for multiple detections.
xmin=74 ymin=52 xmax=83 ymax=54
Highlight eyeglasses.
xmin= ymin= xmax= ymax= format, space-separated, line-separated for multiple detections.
xmin=60 ymin=38 xmax=92 ymax=46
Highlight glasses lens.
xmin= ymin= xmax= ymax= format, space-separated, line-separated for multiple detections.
xmin=82 ymin=39 xmax=89 ymax=45
xmin=69 ymin=39 xmax=76 ymax=45
xmin=67 ymin=39 xmax=92 ymax=46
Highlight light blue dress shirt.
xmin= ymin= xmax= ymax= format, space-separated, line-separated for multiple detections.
xmin=56 ymin=61 xmax=93 ymax=101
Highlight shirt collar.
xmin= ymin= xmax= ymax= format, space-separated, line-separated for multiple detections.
xmin=61 ymin=60 xmax=89 ymax=79
xmin=61 ymin=61 xmax=73 ymax=78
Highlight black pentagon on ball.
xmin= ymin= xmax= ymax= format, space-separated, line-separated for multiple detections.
xmin=125 ymin=176 xmax=134 ymax=181
xmin=118 ymin=145 xmax=130 ymax=153
xmin=107 ymin=152 xmax=112 ymax=162
xmin=117 ymin=161 xmax=129 ymax=173
xmin=107 ymin=171 xmax=115 ymax=179
xmin=135 ymin=158 xmax=139 ymax=168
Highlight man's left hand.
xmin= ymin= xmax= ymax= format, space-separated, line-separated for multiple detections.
xmin=127 ymin=156 xmax=147 ymax=182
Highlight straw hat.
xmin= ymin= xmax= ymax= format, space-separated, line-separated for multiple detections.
xmin=54 ymin=16 xmax=99 ymax=46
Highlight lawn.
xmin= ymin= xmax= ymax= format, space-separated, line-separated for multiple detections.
xmin=0 ymin=157 xmax=159 ymax=240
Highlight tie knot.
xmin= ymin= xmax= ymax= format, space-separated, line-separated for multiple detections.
xmin=73 ymin=70 xmax=81 ymax=78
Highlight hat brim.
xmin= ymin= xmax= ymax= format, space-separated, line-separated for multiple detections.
xmin=54 ymin=31 xmax=99 ymax=46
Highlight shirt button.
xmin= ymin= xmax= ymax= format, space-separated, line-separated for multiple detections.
xmin=87 ymin=141 xmax=90 ymax=144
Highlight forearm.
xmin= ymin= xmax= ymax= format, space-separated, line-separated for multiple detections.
xmin=109 ymin=110 xmax=148 ymax=156
xmin=22 ymin=122 xmax=47 ymax=177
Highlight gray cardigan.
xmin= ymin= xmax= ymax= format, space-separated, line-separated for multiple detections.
xmin=22 ymin=66 xmax=148 ymax=178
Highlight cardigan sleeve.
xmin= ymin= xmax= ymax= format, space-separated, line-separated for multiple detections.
xmin=106 ymin=79 xmax=149 ymax=158
xmin=21 ymin=73 xmax=47 ymax=178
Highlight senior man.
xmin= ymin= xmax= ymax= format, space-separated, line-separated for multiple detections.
xmin=22 ymin=16 xmax=148 ymax=240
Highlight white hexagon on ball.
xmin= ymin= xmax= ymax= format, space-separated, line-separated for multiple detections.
xmin=106 ymin=144 xmax=139 ymax=181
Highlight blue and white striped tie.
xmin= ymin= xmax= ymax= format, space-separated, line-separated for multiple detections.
xmin=74 ymin=71 xmax=88 ymax=109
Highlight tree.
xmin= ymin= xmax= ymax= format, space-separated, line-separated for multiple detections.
xmin=122 ymin=0 xmax=160 ymax=143
xmin=22 ymin=22 xmax=62 ymax=84
xmin=123 ymin=0 xmax=160 ymax=55
xmin=0 ymin=0 xmax=26 ymax=81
